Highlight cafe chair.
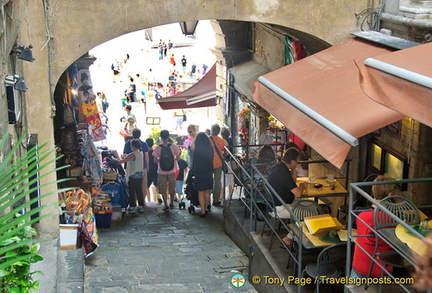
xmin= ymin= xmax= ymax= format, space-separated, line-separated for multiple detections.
xmin=301 ymin=242 xmax=348 ymax=293
xmin=260 ymin=183 xmax=283 ymax=250
xmin=287 ymin=200 xmax=324 ymax=274
xmin=292 ymin=200 xmax=324 ymax=220
xmin=376 ymin=251 xmax=414 ymax=292
xmin=319 ymin=203 xmax=332 ymax=215
xmin=242 ymin=179 xmax=268 ymax=226
xmin=364 ymin=195 xmax=420 ymax=289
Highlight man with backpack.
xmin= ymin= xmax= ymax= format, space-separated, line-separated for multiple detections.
xmin=152 ymin=130 xmax=181 ymax=211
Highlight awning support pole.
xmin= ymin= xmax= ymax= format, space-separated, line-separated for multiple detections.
xmin=258 ymin=76 xmax=359 ymax=147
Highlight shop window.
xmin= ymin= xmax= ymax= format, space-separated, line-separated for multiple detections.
xmin=367 ymin=141 xmax=409 ymax=190
xmin=385 ymin=153 xmax=404 ymax=180
xmin=370 ymin=143 xmax=382 ymax=170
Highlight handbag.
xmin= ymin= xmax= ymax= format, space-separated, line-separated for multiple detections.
xmin=182 ymin=110 xmax=187 ymax=122
xmin=63 ymin=103 xmax=76 ymax=126
xmin=119 ymin=123 xmax=129 ymax=138
xmin=209 ymin=136 xmax=228 ymax=173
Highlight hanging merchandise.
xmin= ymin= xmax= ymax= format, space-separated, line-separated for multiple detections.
xmin=81 ymin=101 xmax=98 ymax=117
xmin=78 ymin=130 xmax=103 ymax=185
xmin=101 ymin=155 xmax=128 ymax=212
xmin=63 ymin=103 xmax=77 ymax=126
xmin=79 ymin=207 xmax=99 ymax=258
xmin=61 ymin=128 xmax=79 ymax=153
xmin=85 ymin=114 xmax=105 ymax=142
xmin=76 ymin=68 xmax=105 ymax=142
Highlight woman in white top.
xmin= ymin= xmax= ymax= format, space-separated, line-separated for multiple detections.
xmin=117 ymin=139 xmax=145 ymax=214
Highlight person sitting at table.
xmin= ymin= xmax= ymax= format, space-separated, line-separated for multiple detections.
xmin=350 ymin=174 xmax=395 ymax=279
xmin=242 ymin=145 xmax=277 ymax=183
xmin=267 ymin=147 xmax=306 ymax=246
xmin=241 ymin=145 xmax=278 ymax=219
xmin=282 ymin=142 xmax=309 ymax=177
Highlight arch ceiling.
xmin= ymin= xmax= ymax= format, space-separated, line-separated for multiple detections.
xmin=26 ymin=0 xmax=367 ymax=82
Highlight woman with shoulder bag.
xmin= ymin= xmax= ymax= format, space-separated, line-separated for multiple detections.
xmin=191 ymin=132 xmax=214 ymax=218
xmin=116 ymin=139 xmax=145 ymax=214
xmin=120 ymin=117 xmax=136 ymax=141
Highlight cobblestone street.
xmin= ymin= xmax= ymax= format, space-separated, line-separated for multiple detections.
xmin=84 ymin=202 xmax=257 ymax=292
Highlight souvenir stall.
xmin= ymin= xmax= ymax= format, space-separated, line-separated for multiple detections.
xmin=55 ymin=58 xmax=127 ymax=256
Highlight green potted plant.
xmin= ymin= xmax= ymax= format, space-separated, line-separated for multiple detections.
xmin=0 ymin=130 xmax=70 ymax=292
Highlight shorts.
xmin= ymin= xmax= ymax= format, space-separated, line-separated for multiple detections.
xmin=175 ymin=116 xmax=183 ymax=127
xmin=147 ymin=170 xmax=158 ymax=187
xmin=175 ymin=180 xmax=184 ymax=195
xmin=157 ymin=173 xmax=176 ymax=195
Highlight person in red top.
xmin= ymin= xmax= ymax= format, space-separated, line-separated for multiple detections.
xmin=351 ymin=175 xmax=395 ymax=278
xmin=209 ymin=124 xmax=227 ymax=206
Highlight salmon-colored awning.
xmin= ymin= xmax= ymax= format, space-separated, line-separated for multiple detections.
xmin=359 ymin=42 xmax=432 ymax=128
xmin=252 ymin=38 xmax=405 ymax=168
xmin=157 ymin=64 xmax=217 ymax=110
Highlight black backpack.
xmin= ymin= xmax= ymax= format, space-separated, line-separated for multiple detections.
xmin=159 ymin=144 xmax=174 ymax=171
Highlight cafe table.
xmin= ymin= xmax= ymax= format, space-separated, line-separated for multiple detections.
xmin=288 ymin=217 xmax=353 ymax=250
xmin=296 ymin=177 xmax=348 ymax=203
xmin=378 ymin=213 xmax=431 ymax=263
xmin=287 ymin=218 xmax=356 ymax=282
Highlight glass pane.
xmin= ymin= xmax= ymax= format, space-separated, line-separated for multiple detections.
xmin=370 ymin=144 xmax=382 ymax=170
xmin=385 ymin=153 xmax=404 ymax=180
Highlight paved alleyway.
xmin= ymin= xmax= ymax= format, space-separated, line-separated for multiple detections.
xmin=83 ymin=202 xmax=257 ymax=292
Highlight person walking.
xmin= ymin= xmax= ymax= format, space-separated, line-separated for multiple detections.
xmin=97 ymin=92 xmax=109 ymax=113
xmin=116 ymin=139 xmax=145 ymax=214
xmin=123 ymin=128 xmax=149 ymax=206
xmin=145 ymin=138 xmax=159 ymax=203
xmin=221 ymin=127 xmax=234 ymax=200
xmin=183 ymin=124 xmax=197 ymax=168
xmin=181 ymin=55 xmax=187 ymax=73
xmin=126 ymin=77 xmax=137 ymax=102
xmin=190 ymin=63 xmax=196 ymax=78
xmin=158 ymin=40 xmax=164 ymax=60
xmin=119 ymin=117 xmax=136 ymax=142
xmin=152 ymin=130 xmax=181 ymax=211
xmin=173 ymin=110 xmax=184 ymax=131
xmin=209 ymin=124 xmax=227 ymax=206
xmin=175 ymin=158 xmax=188 ymax=202
xmin=191 ymin=132 xmax=214 ymax=217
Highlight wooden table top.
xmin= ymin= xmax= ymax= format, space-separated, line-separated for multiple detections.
xmin=296 ymin=177 xmax=348 ymax=198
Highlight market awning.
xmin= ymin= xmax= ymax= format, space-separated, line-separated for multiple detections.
xmin=157 ymin=64 xmax=217 ymax=110
xmin=358 ymin=42 xmax=432 ymax=128
xmin=229 ymin=60 xmax=269 ymax=100
xmin=252 ymin=38 xmax=405 ymax=168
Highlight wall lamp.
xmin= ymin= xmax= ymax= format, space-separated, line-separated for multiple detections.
xmin=179 ymin=21 xmax=199 ymax=36
xmin=11 ymin=45 xmax=35 ymax=62
xmin=59 ymin=81 xmax=78 ymax=95
xmin=5 ymin=75 xmax=28 ymax=92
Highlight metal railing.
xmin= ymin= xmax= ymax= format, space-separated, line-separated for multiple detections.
xmin=346 ymin=178 xmax=432 ymax=293
xmin=223 ymin=147 xmax=305 ymax=293
xmin=223 ymin=144 xmax=351 ymax=293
